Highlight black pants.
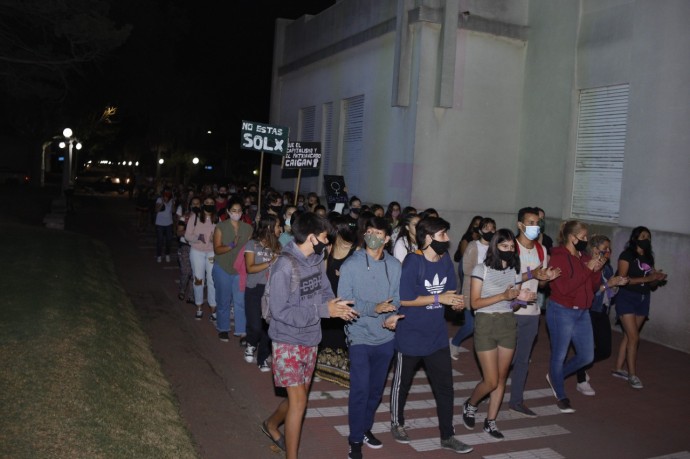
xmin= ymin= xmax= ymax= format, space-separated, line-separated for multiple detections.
xmin=390 ymin=346 xmax=455 ymax=439
xmin=244 ymin=284 xmax=271 ymax=365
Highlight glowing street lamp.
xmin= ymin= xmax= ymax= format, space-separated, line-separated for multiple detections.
xmin=192 ymin=157 xmax=200 ymax=165
xmin=60 ymin=128 xmax=82 ymax=195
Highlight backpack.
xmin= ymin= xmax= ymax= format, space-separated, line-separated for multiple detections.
xmin=261 ymin=252 xmax=301 ymax=323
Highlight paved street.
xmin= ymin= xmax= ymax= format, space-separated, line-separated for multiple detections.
xmin=67 ymin=192 xmax=690 ymax=459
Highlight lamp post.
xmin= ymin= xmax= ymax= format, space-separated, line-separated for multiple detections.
xmin=59 ymin=128 xmax=82 ymax=195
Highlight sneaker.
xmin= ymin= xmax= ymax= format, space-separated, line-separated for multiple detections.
xmin=209 ymin=312 xmax=217 ymax=322
xmin=556 ymin=397 xmax=575 ymax=413
xmin=576 ymin=380 xmax=596 ymax=396
xmin=244 ymin=345 xmax=256 ymax=363
xmin=239 ymin=337 xmax=248 ymax=347
xmin=462 ymin=400 xmax=477 ymax=430
xmin=483 ymin=419 xmax=505 ymax=440
xmin=449 ymin=338 xmax=461 ymax=361
xmin=545 ymin=373 xmax=558 ymax=400
xmin=440 ymin=436 xmax=473 ymax=454
xmin=509 ymin=403 xmax=537 ymax=418
xmin=165 ymin=255 xmax=171 ymax=262
xmin=156 ymin=256 xmax=162 ymax=263
xmin=258 ymin=361 xmax=271 ymax=372
xmin=363 ymin=430 xmax=382 ymax=449
xmin=194 ymin=310 xmax=203 ymax=320
xmin=390 ymin=424 xmax=410 ymax=444
xmin=218 ymin=332 xmax=229 ymax=342
xmin=628 ymin=375 xmax=643 ymax=389
xmin=612 ymin=369 xmax=629 ymax=380
xmin=348 ymin=441 xmax=363 ymax=459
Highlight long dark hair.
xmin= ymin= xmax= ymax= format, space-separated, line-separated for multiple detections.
xmin=462 ymin=215 xmax=483 ymax=240
xmin=624 ymin=226 xmax=654 ymax=264
xmin=395 ymin=213 xmax=419 ymax=253
xmin=251 ymin=214 xmax=281 ymax=254
xmin=484 ymin=228 xmax=520 ymax=273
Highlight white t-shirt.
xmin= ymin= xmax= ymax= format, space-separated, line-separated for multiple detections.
xmin=514 ymin=239 xmax=547 ymax=316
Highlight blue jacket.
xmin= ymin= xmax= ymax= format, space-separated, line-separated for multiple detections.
xmin=267 ymin=240 xmax=334 ymax=347
xmin=339 ymin=249 xmax=401 ymax=346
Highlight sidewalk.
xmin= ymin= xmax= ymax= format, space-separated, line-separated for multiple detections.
xmin=68 ymin=192 xmax=690 ymax=459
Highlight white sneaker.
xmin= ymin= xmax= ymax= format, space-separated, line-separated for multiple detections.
xmin=576 ymin=380 xmax=596 ymax=396
xmin=258 ymin=361 xmax=271 ymax=372
xmin=449 ymin=337 xmax=461 ymax=361
xmin=244 ymin=345 xmax=256 ymax=363
xmin=165 ymin=255 xmax=171 ymax=262
xmin=156 ymin=256 xmax=162 ymax=263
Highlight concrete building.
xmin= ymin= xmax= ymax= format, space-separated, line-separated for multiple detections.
xmin=268 ymin=0 xmax=690 ymax=352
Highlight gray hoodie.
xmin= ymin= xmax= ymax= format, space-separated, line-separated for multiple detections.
xmin=339 ymin=249 xmax=401 ymax=346
xmin=267 ymin=240 xmax=334 ymax=347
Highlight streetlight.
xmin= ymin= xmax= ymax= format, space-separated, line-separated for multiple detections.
xmin=60 ymin=128 xmax=82 ymax=196
xmin=192 ymin=157 xmax=200 ymax=165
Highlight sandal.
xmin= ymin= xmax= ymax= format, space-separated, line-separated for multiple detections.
xmin=261 ymin=421 xmax=285 ymax=451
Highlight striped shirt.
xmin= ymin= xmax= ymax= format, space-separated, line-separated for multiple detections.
xmin=471 ymin=263 xmax=522 ymax=314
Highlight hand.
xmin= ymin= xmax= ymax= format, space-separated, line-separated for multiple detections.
xmin=375 ymin=298 xmax=397 ymax=314
xmin=517 ymin=288 xmax=537 ymax=303
xmin=503 ymin=285 xmax=520 ymax=301
xmin=610 ymin=275 xmax=629 ymax=287
xmin=653 ymin=270 xmax=668 ymax=282
xmin=587 ymin=257 xmax=604 ymax=272
xmin=545 ymin=267 xmax=562 ymax=280
xmin=440 ymin=291 xmax=465 ymax=310
xmin=383 ymin=314 xmax=405 ymax=330
xmin=328 ymin=297 xmax=359 ymax=321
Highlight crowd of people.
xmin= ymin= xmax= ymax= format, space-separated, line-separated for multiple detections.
xmin=138 ymin=182 xmax=668 ymax=459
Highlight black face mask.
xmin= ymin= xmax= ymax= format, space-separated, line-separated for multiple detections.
xmin=429 ymin=239 xmax=450 ymax=255
xmin=203 ymin=204 xmax=215 ymax=214
xmin=498 ymin=250 xmax=514 ymax=262
xmin=574 ymin=238 xmax=588 ymax=252
xmin=637 ymin=239 xmax=651 ymax=252
xmin=191 ymin=206 xmax=201 ymax=214
xmin=218 ymin=193 xmax=228 ymax=198
xmin=312 ymin=238 xmax=328 ymax=256
xmin=270 ymin=205 xmax=282 ymax=213
xmin=481 ymin=231 xmax=495 ymax=242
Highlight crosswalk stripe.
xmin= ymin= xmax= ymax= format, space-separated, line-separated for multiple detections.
xmin=483 ymin=447 xmax=566 ymax=458
xmin=409 ymin=424 xmax=570 ymax=451
xmin=647 ymin=453 xmax=690 ymax=459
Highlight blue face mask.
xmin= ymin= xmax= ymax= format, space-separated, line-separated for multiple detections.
xmin=523 ymin=225 xmax=540 ymax=241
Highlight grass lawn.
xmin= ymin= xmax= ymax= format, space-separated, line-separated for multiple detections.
xmin=0 ymin=207 xmax=198 ymax=458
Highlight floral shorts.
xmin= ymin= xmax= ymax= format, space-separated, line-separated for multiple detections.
xmin=272 ymin=342 xmax=317 ymax=387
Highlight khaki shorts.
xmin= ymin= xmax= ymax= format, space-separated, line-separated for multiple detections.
xmin=473 ymin=313 xmax=517 ymax=352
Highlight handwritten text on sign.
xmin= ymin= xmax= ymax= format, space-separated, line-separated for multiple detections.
xmin=283 ymin=142 xmax=322 ymax=170
xmin=240 ymin=120 xmax=290 ymax=156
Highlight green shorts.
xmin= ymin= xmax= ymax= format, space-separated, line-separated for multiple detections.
xmin=473 ymin=312 xmax=517 ymax=352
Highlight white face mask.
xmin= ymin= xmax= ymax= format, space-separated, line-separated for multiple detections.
xmin=229 ymin=213 xmax=242 ymax=222
xmin=523 ymin=225 xmax=540 ymax=241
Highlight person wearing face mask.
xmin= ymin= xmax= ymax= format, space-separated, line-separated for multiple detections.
xmin=462 ymin=229 xmax=536 ymax=440
xmin=384 ymin=201 xmax=402 ymax=231
xmin=389 ymin=216 xmax=472 ymax=454
xmin=545 ymin=220 xmax=604 ymax=413
xmin=212 ymin=198 xmax=254 ymax=343
xmin=176 ymin=196 xmax=201 ymax=303
xmin=186 ymin=197 xmax=219 ymax=321
xmin=262 ymin=191 xmax=283 ymax=221
xmin=573 ymin=235 xmax=628 ymax=395
xmin=314 ymin=215 xmax=358 ymax=387
xmin=261 ymin=212 xmax=359 ymax=459
xmin=279 ymin=205 xmax=297 ymax=247
xmin=449 ymin=217 xmax=496 ymax=361
xmin=346 ymin=196 xmax=362 ymax=231
xmin=214 ymin=186 xmax=229 ymax=214
xmin=338 ymin=217 xmax=403 ymax=459
xmin=612 ymin=226 xmax=667 ymax=389
xmin=509 ymin=207 xmax=561 ymax=417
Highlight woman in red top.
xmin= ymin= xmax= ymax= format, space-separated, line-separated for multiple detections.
xmin=545 ymin=220 xmax=604 ymax=414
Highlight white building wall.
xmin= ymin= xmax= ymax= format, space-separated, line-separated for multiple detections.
xmin=270 ymin=0 xmax=689 ymax=352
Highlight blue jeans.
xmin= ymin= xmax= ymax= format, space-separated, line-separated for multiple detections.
xmin=212 ymin=264 xmax=245 ymax=335
xmin=451 ymin=308 xmax=474 ymax=346
xmin=348 ymin=340 xmax=395 ymax=443
xmin=545 ymin=300 xmax=594 ymax=400
xmin=509 ymin=315 xmax=540 ymax=406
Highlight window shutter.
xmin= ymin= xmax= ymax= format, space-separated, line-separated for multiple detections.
xmin=342 ymin=95 xmax=364 ymax=196
xmin=571 ymin=84 xmax=629 ymax=223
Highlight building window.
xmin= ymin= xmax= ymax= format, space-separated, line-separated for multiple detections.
xmin=571 ymin=84 xmax=629 ymax=223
